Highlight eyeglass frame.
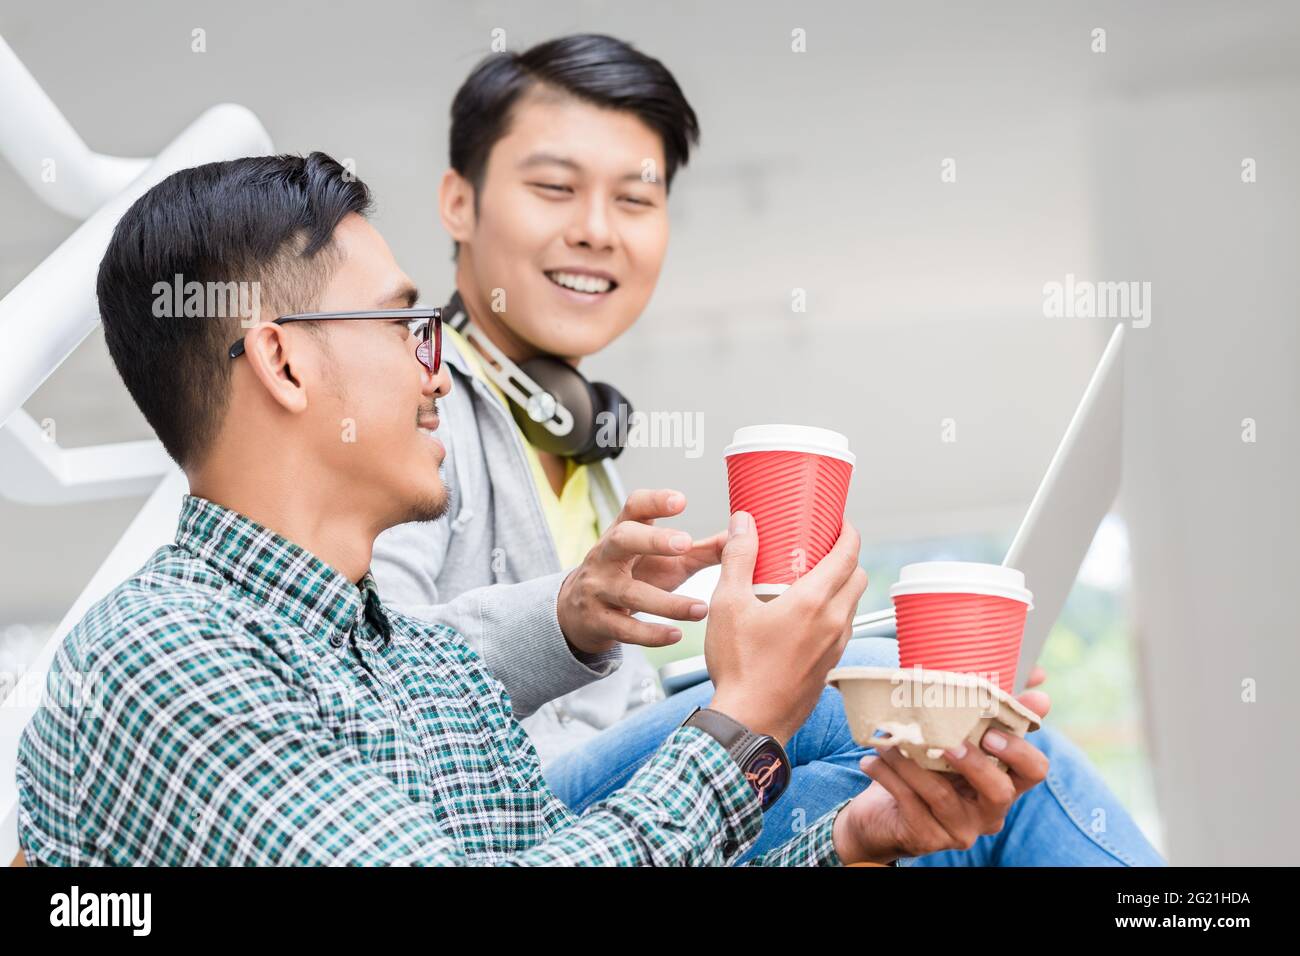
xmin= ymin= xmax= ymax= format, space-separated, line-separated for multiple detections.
xmin=227 ymin=307 xmax=443 ymax=373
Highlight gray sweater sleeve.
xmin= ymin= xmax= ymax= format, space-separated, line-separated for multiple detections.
xmin=370 ymin=520 xmax=621 ymax=719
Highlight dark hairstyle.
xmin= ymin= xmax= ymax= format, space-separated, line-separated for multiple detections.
xmin=450 ymin=33 xmax=700 ymax=204
xmin=96 ymin=151 xmax=372 ymax=468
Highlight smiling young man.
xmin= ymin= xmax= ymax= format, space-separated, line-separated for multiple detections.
xmin=372 ymin=37 xmax=699 ymax=763
xmin=369 ymin=36 xmax=1166 ymax=865
xmin=372 ymin=35 xmax=928 ymax=848
xmin=12 ymin=151 xmax=1059 ymax=866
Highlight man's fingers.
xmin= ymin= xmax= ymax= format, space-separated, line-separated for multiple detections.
xmin=596 ymin=579 xmax=709 ymax=622
xmin=1025 ymin=666 xmax=1048 ymax=689
xmin=681 ymin=530 xmax=727 ymax=571
xmin=784 ymin=520 xmax=862 ymax=600
xmin=1015 ymin=689 xmax=1051 ymax=720
xmin=877 ymin=747 xmax=974 ymax=841
xmin=716 ymin=511 xmax=760 ymax=593
xmin=859 ymin=756 xmax=952 ymax=851
xmin=942 ymin=741 xmax=1017 ymax=821
xmin=825 ymin=565 xmax=870 ymax=624
xmin=597 ymin=610 xmax=686 ymax=648
xmin=601 ymin=522 xmax=694 ymax=563
xmin=979 ymin=729 xmax=1049 ymax=796
xmin=616 ymin=488 xmax=686 ymax=525
xmin=637 ymin=531 xmax=727 ymax=584
xmin=860 ymin=755 xmax=927 ymax=818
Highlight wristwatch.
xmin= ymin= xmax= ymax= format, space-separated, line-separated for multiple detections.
xmin=680 ymin=707 xmax=792 ymax=811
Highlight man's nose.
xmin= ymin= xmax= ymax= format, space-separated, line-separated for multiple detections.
xmin=565 ymin=193 xmax=616 ymax=251
xmin=422 ymin=360 xmax=452 ymax=400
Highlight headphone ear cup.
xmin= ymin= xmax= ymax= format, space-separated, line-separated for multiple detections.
xmin=509 ymin=358 xmax=595 ymax=457
xmin=573 ymin=382 xmax=631 ymax=464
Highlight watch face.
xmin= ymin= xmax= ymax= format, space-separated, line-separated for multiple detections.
xmin=744 ymin=744 xmax=790 ymax=810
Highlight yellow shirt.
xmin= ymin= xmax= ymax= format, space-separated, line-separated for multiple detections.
xmin=448 ymin=328 xmax=602 ymax=568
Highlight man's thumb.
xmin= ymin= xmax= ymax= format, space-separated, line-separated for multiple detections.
xmin=717 ymin=511 xmax=758 ymax=590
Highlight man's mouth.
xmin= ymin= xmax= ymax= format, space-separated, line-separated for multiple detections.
xmin=417 ymin=417 xmax=444 ymax=458
xmin=417 ymin=413 xmax=440 ymax=437
xmin=544 ymin=269 xmax=618 ymax=295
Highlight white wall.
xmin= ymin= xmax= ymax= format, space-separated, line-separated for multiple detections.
xmin=1098 ymin=81 xmax=1300 ymax=864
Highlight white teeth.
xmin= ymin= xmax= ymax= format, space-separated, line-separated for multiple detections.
xmin=547 ymin=271 xmax=612 ymax=294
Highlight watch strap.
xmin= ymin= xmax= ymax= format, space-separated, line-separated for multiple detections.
xmin=681 ymin=707 xmax=763 ymax=757
xmin=680 ymin=707 xmax=791 ymax=808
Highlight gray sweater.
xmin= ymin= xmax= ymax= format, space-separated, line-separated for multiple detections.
xmin=371 ymin=334 xmax=663 ymax=765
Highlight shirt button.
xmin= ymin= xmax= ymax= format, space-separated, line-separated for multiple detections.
xmin=329 ymin=632 xmax=345 ymax=648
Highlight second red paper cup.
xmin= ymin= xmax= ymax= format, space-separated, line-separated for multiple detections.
xmin=890 ymin=561 xmax=1033 ymax=694
xmin=725 ymin=424 xmax=855 ymax=598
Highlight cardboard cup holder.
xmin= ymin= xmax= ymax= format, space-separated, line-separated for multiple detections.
xmin=826 ymin=666 xmax=1042 ymax=773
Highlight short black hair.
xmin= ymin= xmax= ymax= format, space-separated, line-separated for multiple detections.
xmin=450 ymin=33 xmax=700 ymax=198
xmin=97 ymin=152 xmax=372 ymax=469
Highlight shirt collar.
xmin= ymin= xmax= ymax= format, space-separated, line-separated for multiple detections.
xmin=174 ymin=494 xmax=390 ymax=647
xmin=440 ymin=326 xmax=474 ymax=376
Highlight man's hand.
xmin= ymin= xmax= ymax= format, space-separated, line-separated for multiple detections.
xmin=557 ymin=489 xmax=727 ymax=656
xmin=706 ymin=511 xmax=869 ymax=745
xmin=831 ymin=690 xmax=1052 ymax=865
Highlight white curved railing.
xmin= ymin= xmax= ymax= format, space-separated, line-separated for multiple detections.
xmin=0 ymin=34 xmax=150 ymax=220
xmin=0 ymin=95 xmax=275 ymax=444
xmin=0 ymin=31 xmax=275 ymax=862
xmin=0 ymin=409 xmax=174 ymax=504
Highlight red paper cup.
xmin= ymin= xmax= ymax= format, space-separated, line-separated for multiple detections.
xmin=725 ymin=424 xmax=855 ymax=598
xmin=891 ymin=562 xmax=1033 ymax=694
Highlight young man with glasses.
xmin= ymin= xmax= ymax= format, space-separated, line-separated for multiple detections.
xmin=16 ymin=151 xmax=1053 ymax=865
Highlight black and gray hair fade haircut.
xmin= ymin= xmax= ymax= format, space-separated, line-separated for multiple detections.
xmin=97 ymin=151 xmax=372 ymax=468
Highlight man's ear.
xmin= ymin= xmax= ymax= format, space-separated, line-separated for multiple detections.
xmin=238 ymin=322 xmax=311 ymax=414
xmin=439 ymin=168 xmax=476 ymax=244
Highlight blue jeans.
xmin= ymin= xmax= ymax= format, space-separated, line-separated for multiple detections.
xmin=544 ymin=638 xmax=1166 ymax=866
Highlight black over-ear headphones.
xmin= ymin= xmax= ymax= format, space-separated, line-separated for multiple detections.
xmin=443 ymin=291 xmax=633 ymax=465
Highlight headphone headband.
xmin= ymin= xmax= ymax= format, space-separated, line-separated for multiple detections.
xmin=443 ymin=291 xmax=632 ymax=464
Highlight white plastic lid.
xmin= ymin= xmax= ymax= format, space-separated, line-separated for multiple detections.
xmin=724 ymin=424 xmax=855 ymax=465
xmin=889 ymin=561 xmax=1033 ymax=607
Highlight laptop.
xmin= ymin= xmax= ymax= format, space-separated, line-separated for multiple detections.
xmin=658 ymin=322 xmax=1126 ymax=697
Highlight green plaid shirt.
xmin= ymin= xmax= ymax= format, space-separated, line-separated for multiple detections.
xmin=17 ymin=495 xmax=843 ymax=866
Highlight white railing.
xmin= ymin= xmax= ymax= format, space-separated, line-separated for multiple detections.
xmin=0 ymin=34 xmax=149 ymax=220
xmin=0 ymin=409 xmax=174 ymax=504
xmin=0 ymin=38 xmax=274 ymax=447
xmin=0 ymin=31 xmax=274 ymax=862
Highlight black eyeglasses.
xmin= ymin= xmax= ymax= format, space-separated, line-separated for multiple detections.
xmin=227 ymin=307 xmax=443 ymax=373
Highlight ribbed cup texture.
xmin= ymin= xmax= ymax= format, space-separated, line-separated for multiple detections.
xmin=894 ymin=592 xmax=1028 ymax=693
xmin=726 ymin=450 xmax=853 ymax=590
